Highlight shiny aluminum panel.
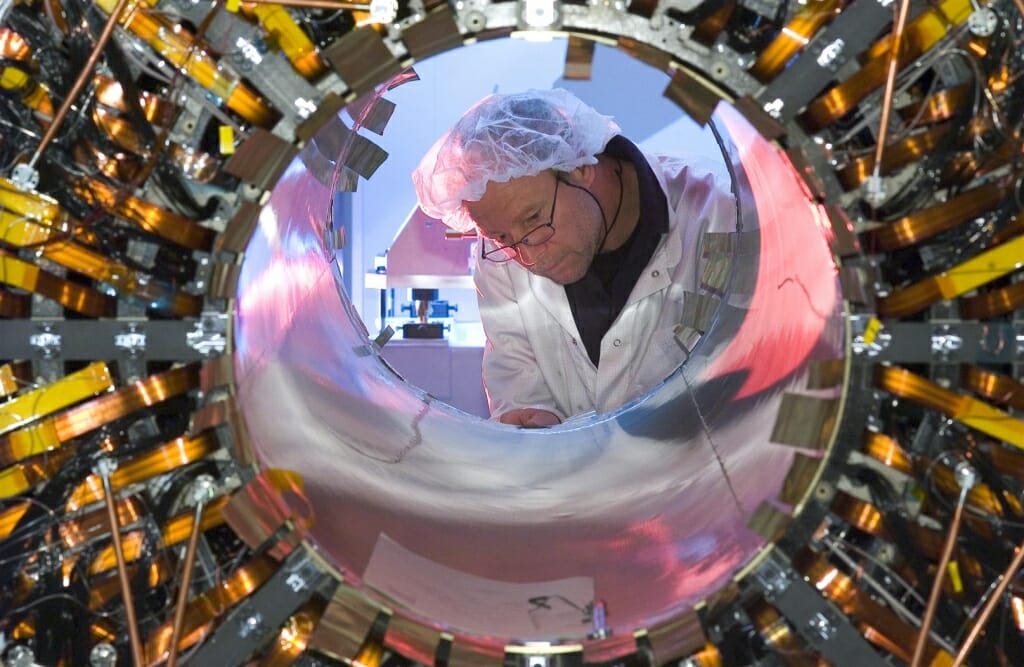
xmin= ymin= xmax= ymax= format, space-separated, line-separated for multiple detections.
xmin=232 ymin=98 xmax=844 ymax=644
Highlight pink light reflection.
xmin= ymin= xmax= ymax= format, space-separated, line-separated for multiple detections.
xmin=707 ymin=105 xmax=839 ymax=399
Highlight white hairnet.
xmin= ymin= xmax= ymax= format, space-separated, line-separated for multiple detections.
xmin=412 ymin=88 xmax=621 ymax=232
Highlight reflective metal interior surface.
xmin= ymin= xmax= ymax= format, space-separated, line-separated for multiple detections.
xmin=233 ymin=97 xmax=843 ymax=642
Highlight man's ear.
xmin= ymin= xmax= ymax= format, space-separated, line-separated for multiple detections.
xmin=562 ymin=164 xmax=596 ymax=187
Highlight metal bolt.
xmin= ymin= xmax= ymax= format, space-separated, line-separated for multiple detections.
xmin=954 ymin=461 xmax=978 ymax=491
xmin=191 ymin=474 xmax=217 ymax=504
xmin=93 ymin=457 xmax=118 ymax=478
xmin=239 ymin=613 xmax=264 ymax=638
xmin=90 ymin=642 xmax=118 ymax=667
xmin=6 ymin=645 xmax=35 ymax=667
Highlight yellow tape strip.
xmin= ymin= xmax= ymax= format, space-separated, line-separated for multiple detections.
xmin=0 ymin=362 xmax=113 ymax=436
xmin=947 ymin=560 xmax=963 ymax=594
xmin=877 ymin=366 xmax=1024 ymax=449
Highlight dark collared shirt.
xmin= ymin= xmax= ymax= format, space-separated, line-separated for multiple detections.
xmin=564 ymin=135 xmax=669 ymax=367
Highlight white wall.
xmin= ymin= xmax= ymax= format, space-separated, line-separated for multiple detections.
xmin=347 ymin=35 xmax=726 ymax=329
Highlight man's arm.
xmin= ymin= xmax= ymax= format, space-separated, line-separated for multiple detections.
xmin=475 ymin=260 xmax=564 ymax=426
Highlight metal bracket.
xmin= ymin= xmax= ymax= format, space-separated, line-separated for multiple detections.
xmin=750 ymin=552 xmax=888 ymax=666
xmin=185 ymin=547 xmax=337 ymax=665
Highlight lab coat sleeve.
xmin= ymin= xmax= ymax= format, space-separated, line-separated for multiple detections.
xmin=475 ymin=261 xmax=566 ymax=421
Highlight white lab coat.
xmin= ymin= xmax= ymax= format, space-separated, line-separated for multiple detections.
xmin=475 ymin=151 xmax=737 ymax=420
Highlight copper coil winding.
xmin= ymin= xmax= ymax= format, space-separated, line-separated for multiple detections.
xmin=838 ymin=124 xmax=953 ymax=190
xmin=692 ymin=0 xmax=735 ymax=45
xmin=877 ymin=230 xmax=1024 ymax=318
xmin=875 ymin=365 xmax=1024 ymax=449
xmin=60 ymin=494 xmax=147 ymax=549
xmin=71 ymin=177 xmax=215 ymax=251
xmin=66 ymin=430 xmax=220 ymax=511
xmin=0 ymin=364 xmax=200 ymax=468
xmin=960 ymin=279 xmax=1024 ymax=320
xmin=0 ymin=27 xmax=30 ymax=61
xmin=261 ymin=598 xmax=329 ymax=667
xmin=0 ymin=360 xmax=32 ymax=399
xmin=0 ymin=288 xmax=30 ymax=317
xmin=746 ymin=599 xmax=823 ymax=667
xmin=899 ymin=83 xmax=972 ymax=126
xmin=962 ymin=366 xmax=1024 ymax=412
xmin=927 ymin=462 xmax=1012 ymax=518
xmin=802 ymin=0 xmax=972 ymax=130
xmin=750 ymin=0 xmax=844 ymax=82
xmin=990 ymin=212 xmax=1024 ymax=247
xmin=0 ymin=247 xmax=116 ymax=317
xmin=0 ymin=444 xmax=77 ymax=499
xmin=87 ymin=495 xmax=229 ymax=575
xmin=985 ymin=444 xmax=1024 ymax=481
xmin=793 ymin=549 xmax=952 ymax=665
xmin=94 ymin=74 xmax=176 ymax=126
xmin=863 ymin=432 xmax=914 ymax=475
xmin=830 ymin=489 xmax=888 ymax=538
xmin=863 ymin=180 xmax=1010 ymax=252
xmin=145 ymin=553 xmax=279 ymax=665
xmin=89 ymin=558 xmax=174 ymax=610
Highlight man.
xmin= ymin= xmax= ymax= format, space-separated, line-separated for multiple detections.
xmin=412 ymin=89 xmax=735 ymax=427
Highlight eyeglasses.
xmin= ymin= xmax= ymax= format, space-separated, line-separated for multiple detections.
xmin=480 ymin=176 xmax=560 ymax=263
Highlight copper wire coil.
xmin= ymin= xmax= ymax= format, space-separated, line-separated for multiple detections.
xmin=0 ymin=360 xmax=32 ymax=399
xmin=803 ymin=0 xmax=970 ymax=130
xmin=0 ymin=248 xmax=116 ymax=317
xmin=830 ymin=490 xmax=887 ymax=538
xmin=0 ymin=364 xmax=201 ymax=468
xmin=838 ymin=124 xmax=952 ymax=190
xmin=750 ymin=0 xmax=844 ymax=82
xmin=960 ymin=279 xmax=1024 ymax=320
xmin=261 ymin=599 xmax=329 ymax=667
xmin=0 ymin=27 xmax=29 ymax=60
xmin=66 ymin=430 xmax=220 ymax=511
xmin=875 ymin=365 xmax=1024 ymax=448
xmin=74 ymin=142 xmax=143 ymax=182
xmin=144 ymin=554 xmax=279 ymax=665
xmin=60 ymin=494 xmax=147 ymax=549
xmin=863 ymin=432 xmax=914 ymax=475
xmin=803 ymin=45 xmax=906 ymax=131
xmin=0 ymin=288 xmax=30 ymax=317
xmin=71 ymin=177 xmax=215 ymax=251
xmin=94 ymin=74 xmax=176 ymax=125
xmin=88 ymin=558 xmax=174 ymax=610
xmin=962 ymin=366 xmax=1024 ymax=412
xmin=692 ymin=0 xmax=735 ymax=44
xmin=863 ymin=180 xmax=1009 ymax=251
xmin=898 ymin=83 xmax=972 ymax=125
xmin=87 ymin=495 xmax=229 ymax=575
xmin=986 ymin=444 xmax=1024 ymax=481
xmin=991 ymin=212 xmax=1024 ymax=246
xmin=877 ymin=230 xmax=1024 ymax=318
xmin=92 ymin=106 xmax=150 ymax=155
xmin=793 ymin=549 xmax=951 ymax=665
xmin=0 ymin=501 xmax=28 ymax=540
xmin=0 ymin=445 xmax=77 ymax=499
xmin=928 ymin=462 xmax=1009 ymax=517
xmin=747 ymin=599 xmax=822 ymax=667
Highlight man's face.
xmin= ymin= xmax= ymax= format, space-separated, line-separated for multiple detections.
xmin=466 ymin=170 xmax=604 ymax=285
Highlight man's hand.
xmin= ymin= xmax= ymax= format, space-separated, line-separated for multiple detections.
xmin=498 ymin=408 xmax=562 ymax=428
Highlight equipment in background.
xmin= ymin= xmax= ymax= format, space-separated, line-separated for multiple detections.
xmin=400 ymin=288 xmax=457 ymax=339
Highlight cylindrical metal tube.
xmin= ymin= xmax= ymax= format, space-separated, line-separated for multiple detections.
xmin=951 ymin=540 xmax=1024 ymax=667
xmin=99 ymin=467 xmax=146 ymax=667
xmin=167 ymin=501 xmax=206 ymax=667
xmin=240 ymin=0 xmax=370 ymax=9
xmin=871 ymin=0 xmax=914 ymax=180
xmin=911 ymin=487 xmax=968 ymax=667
